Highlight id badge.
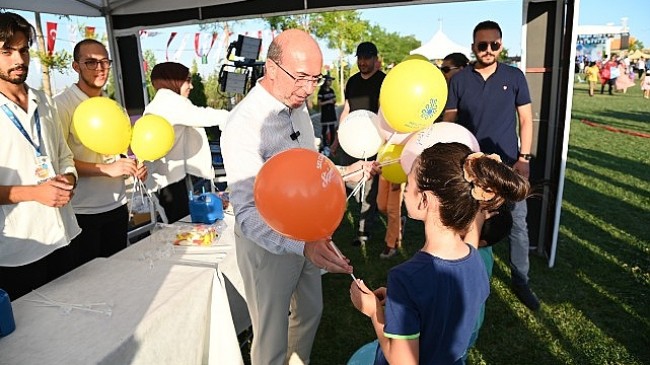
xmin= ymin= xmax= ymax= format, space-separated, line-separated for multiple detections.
xmin=35 ymin=155 xmax=56 ymax=184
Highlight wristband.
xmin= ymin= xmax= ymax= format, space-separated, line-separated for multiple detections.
xmin=518 ymin=153 xmax=533 ymax=161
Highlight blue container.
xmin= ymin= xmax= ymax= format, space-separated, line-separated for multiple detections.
xmin=0 ymin=289 xmax=16 ymax=337
xmin=189 ymin=192 xmax=224 ymax=224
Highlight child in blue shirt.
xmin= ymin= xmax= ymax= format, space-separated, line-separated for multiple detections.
xmin=350 ymin=142 xmax=530 ymax=365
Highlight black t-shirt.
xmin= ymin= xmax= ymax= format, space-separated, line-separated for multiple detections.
xmin=318 ymin=87 xmax=337 ymax=123
xmin=344 ymin=70 xmax=386 ymax=113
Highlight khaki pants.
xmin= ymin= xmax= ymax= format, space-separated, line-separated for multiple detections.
xmin=235 ymin=224 xmax=322 ymax=365
xmin=376 ymin=176 xmax=405 ymax=248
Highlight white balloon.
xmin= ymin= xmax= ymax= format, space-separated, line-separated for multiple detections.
xmin=338 ymin=110 xmax=383 ymax=159
xmin=400 ymin=122 xmax=480 ymax=174
xmin=377 ymin=108 xmax=413 ymax=145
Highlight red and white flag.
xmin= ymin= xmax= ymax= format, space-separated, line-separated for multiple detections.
xmin=46 ymin=22 xmax=57 ymax=56
xmin=166 ymin=32 xmax=177 ymax=61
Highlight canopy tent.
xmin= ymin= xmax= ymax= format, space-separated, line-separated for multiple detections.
xmin=410 ymin=29 xmax=471 ymax=60
xmin=3 ymin=0 xmax=580 ymax=267
xmin=628 ymin=49 xmax=650 ymax=60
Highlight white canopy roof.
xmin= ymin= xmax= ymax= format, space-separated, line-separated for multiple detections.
xmin=410 ymin=29 xmax=471 ymax=60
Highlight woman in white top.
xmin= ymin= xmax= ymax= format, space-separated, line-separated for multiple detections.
xmin=144 ymin=62 xmax=229 ymax=222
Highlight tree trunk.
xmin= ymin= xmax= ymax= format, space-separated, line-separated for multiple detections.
xmin=338 ymin=49 xmax=345 ymax=102
xmin=33 ymin=12 xmax=53 ymax=97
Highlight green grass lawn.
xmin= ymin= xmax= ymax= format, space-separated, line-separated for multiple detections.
xmin=310 ymin=81 xmax=650 ymax=364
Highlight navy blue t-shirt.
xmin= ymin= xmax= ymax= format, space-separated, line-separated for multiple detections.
xmin=374 ymin=245 xmax=490 ymax=365
xmin=445 ymin=63 xmax=531 ymax=165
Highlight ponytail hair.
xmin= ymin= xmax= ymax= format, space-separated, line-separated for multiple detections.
xmin=414 ymin=143 xmax=529 ymax=233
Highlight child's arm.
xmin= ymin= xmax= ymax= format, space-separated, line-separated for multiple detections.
xmin=350 ymin=280 xmax=419 ymax=365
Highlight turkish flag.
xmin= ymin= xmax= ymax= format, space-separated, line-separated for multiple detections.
xmin=46 ymin=22 xmax=57 ymax=56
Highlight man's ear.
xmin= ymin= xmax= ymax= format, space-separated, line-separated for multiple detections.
xmin=72 ymin=61 xmax=80 ymax=73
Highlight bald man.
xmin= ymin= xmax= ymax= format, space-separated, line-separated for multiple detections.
xmin=221 ymin=29 xmax=377 ymax=364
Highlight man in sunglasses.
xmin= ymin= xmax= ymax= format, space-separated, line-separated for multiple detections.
xmin=54 ymin=39 xmax=147 ymax=276
xmin=443 ymin=20 xmax=539 ymax=311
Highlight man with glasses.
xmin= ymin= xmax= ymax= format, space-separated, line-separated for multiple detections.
xmin=0 ymin=12 xmax=80 ymax=299
xmin=333 ymin=41 xmax=386 ymax=248
xmin=221 ymin=29 xmax=378 ymax=365
xmin=443 ymin=21 xmax=540 ymax=311
xmin=54 ymin=39 xmax=147 ymax=274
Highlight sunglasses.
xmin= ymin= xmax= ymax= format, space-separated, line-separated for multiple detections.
xmin=440 ymin=66 xmax=460 ymax=74
xmin=476 ymin=41 xmax=501 ymax=52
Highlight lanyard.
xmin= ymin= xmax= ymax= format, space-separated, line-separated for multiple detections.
xmin=1 ymin=104 xmax=43 ymax=157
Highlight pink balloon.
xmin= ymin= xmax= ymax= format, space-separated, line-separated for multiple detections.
xmin=400 ymin=122 xmax=480 ymax=174
xmin=377 ymin=109 xmax=413 ymax=145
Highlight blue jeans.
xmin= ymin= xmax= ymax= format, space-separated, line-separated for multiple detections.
xmin=509 ymin=199 xmax=530 ymax=286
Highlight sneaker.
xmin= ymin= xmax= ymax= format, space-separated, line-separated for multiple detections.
xmin=512 ymin=283 xmax=541 ymax=311
xmin=379 ymin=247 xmax=398 ymax=259
xmin=352 ymin=234 xmax=368 ymax=247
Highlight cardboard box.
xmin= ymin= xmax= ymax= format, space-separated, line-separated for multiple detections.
xmin=130 ymin=212 xmax=151 ymax=227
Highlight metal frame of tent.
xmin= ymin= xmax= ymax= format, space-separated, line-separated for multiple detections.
xmin=3 ymin=0 xmax=582 ymax=267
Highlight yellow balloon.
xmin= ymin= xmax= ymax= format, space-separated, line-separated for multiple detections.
xmin=378 ymin=144 xmax=407 ymax=184
xmin=379 ymin=59 xmax=448 ymax=133
xmin=402 ymin=54 xmax=429 ymax=62
xmin=130 ymin=115 xmax=175 ymax=161
xmin=72 ymin=97 xmax=131 ymax=155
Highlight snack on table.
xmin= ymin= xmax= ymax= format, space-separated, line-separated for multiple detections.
xmin=174 ymin=224 xmax=219 ymax=246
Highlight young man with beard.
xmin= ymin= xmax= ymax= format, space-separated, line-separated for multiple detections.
xmin=0 ymin=12 xmax=81 ymax=299
xmin=54 ymin=39 xmax=147 ymax=272
xmin=333 ymin=41 xmax=386 ymax=247
xmin=443 ymin=20 xmax=540 ymax=311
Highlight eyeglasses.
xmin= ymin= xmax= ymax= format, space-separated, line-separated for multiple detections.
xmin=81 ymin=59 xmax=113 ymax=70
xmin=271 ymin=59 xmax=324 ymax=87
xmin=440 ymin=66 xmax=460 ymax=74
xmin=476 ymin=41 xmax=501 ymax=52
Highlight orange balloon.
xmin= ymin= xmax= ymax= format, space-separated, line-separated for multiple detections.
xmin=254 ymin=148 xmax=346 ymax=242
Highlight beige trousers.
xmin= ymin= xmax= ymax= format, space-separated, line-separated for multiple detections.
xmin=234 ymin=224 xmax=323 ymax=365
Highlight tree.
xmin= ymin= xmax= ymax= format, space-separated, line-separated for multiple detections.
xmin=142 ymin=49 xmax=157 ymax=101
xmin=262 ymin=11 xmax=369 ymax=100
xmin=629 ymin=38 xmax=645 ymax=52
xmin=266 ymin=15 xmax=312 ymax=32
xmin=189 ymin=60 xmax=208 ymax=107
xmin=312 ymin=11 xmax=369 ymax=101
xmin=368 ymin=25 xmax=420 ymax=68
xmin=499 ymin=47 xmax=509 ymax=63
xmin=32 ymin=12 xmax=72 ymax=96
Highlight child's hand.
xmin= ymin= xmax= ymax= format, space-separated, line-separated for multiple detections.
xmin=350 ymin=279 xmax=380 ymax=317
xmin=373 ymin=287 xmax=387 ymax=305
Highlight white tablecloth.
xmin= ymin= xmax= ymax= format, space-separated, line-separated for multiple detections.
xmin=0 ymin=214 xmax=247 ymax=365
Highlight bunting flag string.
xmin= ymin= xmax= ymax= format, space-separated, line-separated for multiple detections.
xmin=68 ymin=23 xmax=78 ymax=45
xmin=165 ymin=32 xmax=177 ymax=61
xmin=173 ymin=34 xmax=189 ymax=62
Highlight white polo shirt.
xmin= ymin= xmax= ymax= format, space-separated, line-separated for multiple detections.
xmin=54 ymin=84 xmax=127 ymax=215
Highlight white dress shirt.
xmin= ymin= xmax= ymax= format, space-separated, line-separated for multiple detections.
xmin=0 ymin=88 xmax=81 ymax=266
xmin=220 ymin=84 xmax=316 ymax=256
xmin=143 ymin=88 xmax=229 ymax=191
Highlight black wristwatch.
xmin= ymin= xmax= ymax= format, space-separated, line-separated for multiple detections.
xmin=518 ymin=153 xmax=533 ymax=161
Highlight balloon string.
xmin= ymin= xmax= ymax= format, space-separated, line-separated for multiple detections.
xmin=340 ymin=158 xmax=400 ymax=180
xmin=386 ymin=132 xmax=396 ymax=145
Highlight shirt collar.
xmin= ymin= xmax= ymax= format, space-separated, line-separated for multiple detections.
xmin=253 ymin=84 xmax=294 ymax=117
